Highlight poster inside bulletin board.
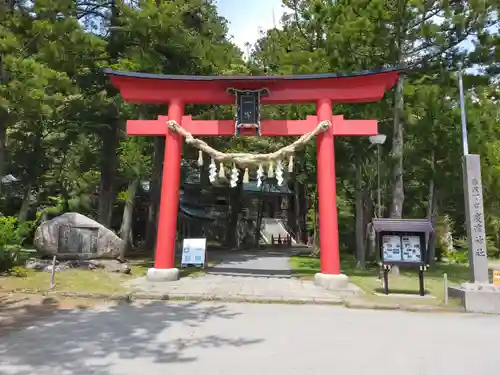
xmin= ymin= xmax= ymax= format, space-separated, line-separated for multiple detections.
xmin=401 ymin=235 xmax=422 ymax=262
xmin=381 ymin=235 xmax=402 ymax=262
xmin=181 ymin=238 xmax=207 ymax=267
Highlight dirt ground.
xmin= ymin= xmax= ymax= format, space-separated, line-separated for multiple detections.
xmin=0 ymin=293 xmax=107 ymax=336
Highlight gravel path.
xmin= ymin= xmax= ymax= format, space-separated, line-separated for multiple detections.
xmin=207 ymin=249 xmax=293 ymax=277
xmin=128 ymin=249 xmax=362 ymax=302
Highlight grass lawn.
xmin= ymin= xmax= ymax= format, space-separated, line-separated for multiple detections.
xmin=0 ymin=268 xmax=131 ymax=294
xmin=0 ymin=258 xmax=218 ymax=294
xmin=290 ymin=254 xmax=471 ymax=306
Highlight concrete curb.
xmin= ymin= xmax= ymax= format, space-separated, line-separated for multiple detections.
xmin=344 ymin=300 xmax=466 ymax=313
xmin=1 ymin=289 xmax=466 ymax=313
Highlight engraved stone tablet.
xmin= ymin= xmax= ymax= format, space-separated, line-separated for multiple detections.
xmin=58 ymin=225 xmax=98 ymax=254
xmin=462 ymin=154 xmax=489 ymax=283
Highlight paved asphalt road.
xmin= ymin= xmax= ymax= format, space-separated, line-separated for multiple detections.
xmin=1 ymin=301 xmax=499 ymax=375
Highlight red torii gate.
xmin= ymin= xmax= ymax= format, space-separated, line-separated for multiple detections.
xmin=105 ymin=68 xmax=400 ymax=289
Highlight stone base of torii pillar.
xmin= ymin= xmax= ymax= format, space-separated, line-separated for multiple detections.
xmin=146 ymin=268 xmax=180 ymax=282
xmin=314 ymin=273 xmax=349 ymax=290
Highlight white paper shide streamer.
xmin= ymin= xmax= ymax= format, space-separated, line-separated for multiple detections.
xmin=166 ymin=119 xmax=331 ymax=188
xmin=275 ymin=159 xmax=284 ymax=186
xmin=208 ymin=158 xmax=217 ymax=183
xmin=230 ymin=163 xmax=239 ymax=188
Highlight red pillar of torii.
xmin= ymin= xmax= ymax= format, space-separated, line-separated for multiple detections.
xmin=105 ymin=68 xmax=400 ymax=287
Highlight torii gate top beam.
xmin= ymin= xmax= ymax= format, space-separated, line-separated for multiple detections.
xmin=104 ymin=67 xmax=402 ymax=105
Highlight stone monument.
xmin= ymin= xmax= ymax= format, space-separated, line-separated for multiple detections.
xmin=448 ymin=155 xmax=500 ymax=313
xmin=34 ymin=212 xmax=124 ymax=260
xmin=463 ymin=155 xmax=488 ymax=283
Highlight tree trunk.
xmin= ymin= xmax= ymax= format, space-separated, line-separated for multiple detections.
xmin=199 ymin=151 xmax=210 ymax=188
xmin=18 ymin=183 xmax=32 ymax=222
xmin=254 ymin=182 xmax=265 ymax=246
xmin=363 ymin=191 xmax=375 ymax=261
xmin=97 ymin=120 xmax=120 ymax=227
xmin=299 ymin=184 xmax=308 ymax=243
xmin=293 ymin=179 xmax=303 ymax=244
xmin=145 ymin=136 xmax=164 ymax=250
xmin=97 ymin=0 xmax=121 ymax=228
xmin=426 ymin=183 xmax=437 ymax=265
xmin=430 ymin=190 xmax=440 ymax=261
xmin=119 ymin=177 xmax=140 ymax=260
xmin=0 ymin=116 xmax=5 ymax=198
xmin=389 ymin=74 xmax=405 ymax=218
xmin=0 ymin=0 xmax=14 ymax=198
xmin=426 ymin=153 xmax=438 ymax=266
xmin=312 ymin=186 xmax=319 ymax=247
xmin=227 ymin=174 xmax=243 ymax=249
xmin=389 ymin=74 xmax=405 ymax=275
xmin=355 ymin=157 xmax=366 ymax=268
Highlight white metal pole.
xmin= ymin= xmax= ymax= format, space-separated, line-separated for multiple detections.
xmin=377 ymin=144 xmax=381 ymax=218
xmin=458 ymin=62 xmax=469 ymax=156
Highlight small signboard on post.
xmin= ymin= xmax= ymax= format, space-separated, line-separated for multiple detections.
xmin=493 ymin=270 xmax=500 ymax=286
xmin=372 ymin=218 xmax=434 ymax=296
xmin=181 ymin=238 xmax=207 ymax=268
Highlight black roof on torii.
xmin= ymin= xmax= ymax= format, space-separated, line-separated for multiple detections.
xmin=103 ymin=67 xmax=403 ymax=82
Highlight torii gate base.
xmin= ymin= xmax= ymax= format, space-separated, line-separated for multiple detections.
xmin=106 ymin=68 xmax=400 ymax=290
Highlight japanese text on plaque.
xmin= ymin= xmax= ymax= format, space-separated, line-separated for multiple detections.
xmin=470 ymin=178 xmax=486 ymax=257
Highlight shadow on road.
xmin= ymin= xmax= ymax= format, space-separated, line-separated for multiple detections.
xmin=0 ymin=294 xmax=89 ymax=336
xmin=0 ymin=300 xmax=264 ymax=375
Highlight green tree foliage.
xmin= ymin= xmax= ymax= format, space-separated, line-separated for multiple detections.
xmin=1 ymin=0 xmax=500 ymax=266
xmin=251 ymin=0 xmax=500 ymax=265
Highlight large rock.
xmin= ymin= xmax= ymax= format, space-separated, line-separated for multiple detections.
xmin=33 ymin=212 xmax=124 ymax=260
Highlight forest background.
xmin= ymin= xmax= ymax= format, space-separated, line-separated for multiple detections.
xmin=1 ymin=0 xmax=500 ymax=271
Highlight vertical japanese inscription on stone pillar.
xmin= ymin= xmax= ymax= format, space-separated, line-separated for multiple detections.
xmin=463 ymin=154 xmax=489 ymax=284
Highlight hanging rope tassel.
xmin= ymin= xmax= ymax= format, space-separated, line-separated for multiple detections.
xmin=267 ymin=161 xmax=274 ymax=178
xmin=243 ymin=168 xmax=250 ymax=183
xmin=219 ymin=162 xmax=225 ymax=178
xmin=197 ymin=150 xmax=204 ymax=167
xmin=288 ymin=154 xmax=294 ymax=173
